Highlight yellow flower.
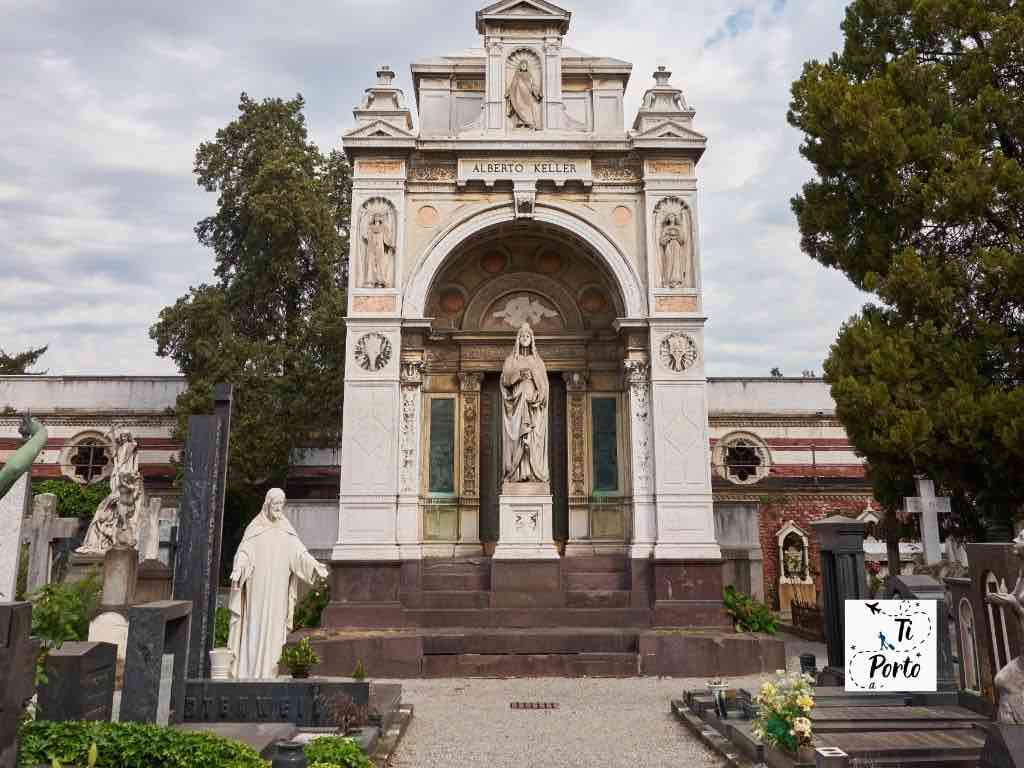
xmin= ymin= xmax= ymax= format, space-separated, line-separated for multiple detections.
xmin=796 ymin=694 xmax=815 ymax=712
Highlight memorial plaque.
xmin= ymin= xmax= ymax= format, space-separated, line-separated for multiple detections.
xmin=38 ymin=642 xmax=116 ymax=722
xmin=182 ymin=680 xmax=369 ymax=726
xmin=457 ymin=156 xmax=593 ymax=187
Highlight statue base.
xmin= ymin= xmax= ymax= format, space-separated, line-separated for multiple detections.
xmin=493 ymin=483 xmax=558 ymax=560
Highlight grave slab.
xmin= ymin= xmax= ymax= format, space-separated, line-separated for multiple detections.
xmin=121 ymin=600 xmax=191 ymax=725
xmin=173 ymin=723 xmax=297 ymax=759
xmin=38 ymin=641 xmax=116 ymax=722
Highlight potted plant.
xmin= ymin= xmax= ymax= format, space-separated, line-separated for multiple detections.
xmin=209 ymin=607 xmax=233 ymax=680
xmin=279 ymin=637 xmax=320 ymax=679
xmin=751 ymin=671 xmax=816 ymax=766
xmin=706 ymin=678 xmax=730 ymax=719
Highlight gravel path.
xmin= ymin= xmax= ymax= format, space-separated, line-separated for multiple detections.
xmin=386 ymin=636 xmax=826 ymax=768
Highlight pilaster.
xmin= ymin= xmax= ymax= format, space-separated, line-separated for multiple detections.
xmin=457 ymin=372 xmax=484 ymax=555
xmin=397 ymin=360 xmax=424 ymax=560
xmin=563 ymin=371 xmax=591 ymax=556
xmin=623 ymin=360 xmax=656 ymax=560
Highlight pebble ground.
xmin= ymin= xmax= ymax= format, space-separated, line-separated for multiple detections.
xmin=387 ymin=637 xmax=826 ymax=767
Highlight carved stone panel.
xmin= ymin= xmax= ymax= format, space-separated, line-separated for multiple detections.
xmin=354 ymin=333 xmax=393 ymax=372
xmin=563 ymin=372 xmax=589 ymax=498
xmin=659 ymin=333 xmax=699 ymax=373
xmin=623 ymin=361 xmax=652 ymax=495
xmin=459 ymin=372 xmax=484 ymax=500
xmin=653 ymin=197 xmax=694 ymax=290
xmin=357 ymin=198 xmax=398 ymax=289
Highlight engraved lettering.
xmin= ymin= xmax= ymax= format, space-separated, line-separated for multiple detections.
xmin=256 ymin=697 xmax=271 ymax=718
xmin=184 ymin=697 xmax=197 ymax=719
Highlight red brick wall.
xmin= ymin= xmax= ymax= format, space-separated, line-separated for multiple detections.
xmin=758 ymin=495 xmax=876 ymax=609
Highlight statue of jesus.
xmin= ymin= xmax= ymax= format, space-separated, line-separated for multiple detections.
xmin=227 ymin=488 xmax=328 ymax=679
xmin=505 ymin=60 xmax=542 ymax=129
xmin=501 ymin=323 xmax=549 ymax=484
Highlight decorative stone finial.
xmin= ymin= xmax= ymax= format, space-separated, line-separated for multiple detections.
xmin=653 ymin=65 xmax=673 ymax=87
xmin=376 ymin=66 xmax=395 ymax=86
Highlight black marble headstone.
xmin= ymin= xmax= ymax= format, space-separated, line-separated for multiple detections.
xmin=0 ymin=603 xmax=39 ymax=768
xmin=172 ymin=389 xmax=233 ymax=679
xmin=182 ymin=680 xmax=370 ymax=726
xmin=121 ymin=600 xmax=191 ymax=725
xmin=885 ymin=574 xmax=959 ymax=691
xmin=811 ymin=515 xmax=868 ymax=686
xmin=979 ymin=724 xmax=1024 ymax=768
xmin=38 ymin=642 xmax=116 ymax=722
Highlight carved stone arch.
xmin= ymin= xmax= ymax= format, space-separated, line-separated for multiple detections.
xmin=461 ymin=273 xmax=585 ymax=332
xmin=404 ymin=203 xmax=647 ymax=319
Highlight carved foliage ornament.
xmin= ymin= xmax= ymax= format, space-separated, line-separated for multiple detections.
xmin=659 ymin=333 xmax=699 ymax=373
xmin=354 ymin=333 xmax=393 ymax=372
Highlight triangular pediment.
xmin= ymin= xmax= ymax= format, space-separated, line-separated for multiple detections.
xmin=344 ymin=119 xmax=416 ymax=139
xmin=634 ymin=119 xmax=707 ymax=143
xmin=476 ymin=0 xmax=571 ymax=33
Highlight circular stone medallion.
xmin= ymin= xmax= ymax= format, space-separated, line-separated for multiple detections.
xmin=354 ymin=333 xmax=393 ymax=372
xmin=439 ymin=288 xmax=467 ymax=315
xmin=481 ymin=252 xmax=507 ymax=275
xmin=536 ymin=251 xmax=562 ymax=274
xmin=611 ymin=205 xmax=632 ymax=227
xmin=659 ymin=332 xmax=699 ymax=373
xmin=417 ymin=205 xmax=439 ymax=227
xmin=578 ymin=287 xmax=609 ymax=314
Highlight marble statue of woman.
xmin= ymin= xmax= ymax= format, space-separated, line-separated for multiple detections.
xmin=985 ymin=529 xmax=1024 ymax=724
xmin=659 ymin=212 xmax=688 ymax=289
xmin=76 ymin=428 xmax=143 ymax=554
xmin=501 ymin=323 xmax=549 ymax=484
xmin=362 ymin=212 xmax=394 ymax=288
xmin=506 ymin=60 xmax=542 ymax=129
xmin=227 ymin=488 xmax=328 ymax=679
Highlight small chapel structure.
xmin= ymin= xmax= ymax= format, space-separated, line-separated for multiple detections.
xmin=0 ymin=1 xmax=881 ymax=675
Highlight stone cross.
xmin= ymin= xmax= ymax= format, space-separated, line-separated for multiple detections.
xmin=905 ymin=477 xmax=951 ymax=566
xmin=25 ymin=494 xmax=82 ymax=594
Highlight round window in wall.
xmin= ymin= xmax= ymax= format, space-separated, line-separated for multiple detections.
xmin=713 ymin=431 xmax=771 ymax=485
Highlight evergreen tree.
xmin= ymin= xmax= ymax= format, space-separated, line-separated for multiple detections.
xmin=151 ymin=94 xmax=351 ymax=549
xmin=0 ymin=345 xmax=48 ymax=374
xmin=789 ymin=1 xmax=1024 ymax=538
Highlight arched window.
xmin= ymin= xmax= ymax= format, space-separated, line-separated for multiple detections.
xmin=958 ymin=598 xmax=980 ymax=691
xmin=60 ymin=432 xmax=112 ymax=484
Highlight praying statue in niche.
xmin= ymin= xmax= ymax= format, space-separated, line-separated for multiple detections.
xmin=985 ymin=529 xmax=1024 ymax=724
xmin=659 ymin=211 xmax=689 ymax=288
xmin=506 ymin=59 xmax=542 ymax=129
xmin=227 ymin=488 xmax=329 ymax=679
xmin=501 ymin=323 xmax=550 ymax=483
xmin=360 ymin=199 xmax=396 ymax=288
xmin=76 ymin=427 xmax=143 ymax=554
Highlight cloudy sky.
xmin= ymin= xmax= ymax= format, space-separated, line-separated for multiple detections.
xmin=0 ymin=0 xmax=867 ymax=377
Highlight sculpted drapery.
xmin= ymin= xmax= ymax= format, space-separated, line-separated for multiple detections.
xmin=505 ymin=60 xmax=542 ymax=129
xmin=659 ymin=213 xmax=688 ymax=289
xmin=228 ymin=488 xmax=328 ymax=679
xmin=501 ymin=323 xmax=550 ymax=483
xmin=76 ymin=428 xmax=143 ymax=554
xmin=986 ymin=530 xmax=1024 ymax=724
xmin=363 ymin=213 xmax=394 ymax=288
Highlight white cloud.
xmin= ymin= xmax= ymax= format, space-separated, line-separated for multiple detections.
xmin=0 ymin=0 xmax=866 ymax=376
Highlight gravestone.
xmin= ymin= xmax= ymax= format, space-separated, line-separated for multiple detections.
xmin=137 ymin=497 xmax=163 ymax=563
xmin=713 ymin=502 xmax=764 ymax=601
xmin=38 ymin=642 xmax=116 ymax=722
xmin=0 ymin=475 xmax=31 ymax=602
xmin=811 ymin=515 xmax=868 ymax=687
xmin=906 ymin=477 xmax=951 ymax=566
xmin=979 ymin=724 xmax=1024 ymax=768
xmin=885 ymin=574 xmax=958 ymax=691
xmin=121 ymin=600 xmax=192 ymax=725
xmin=24 ymin=493 xmax=81 ymax=594
xmin=0 ymin=603 xmax=39 ymax=768
xmin=182 ymin=680 xmax=370 ymax=726
xmin=172 ymin=384 xmax=232 ymax=679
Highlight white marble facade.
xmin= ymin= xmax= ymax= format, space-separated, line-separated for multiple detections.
xmin=332 ymin=0 xmax=721 ymax=563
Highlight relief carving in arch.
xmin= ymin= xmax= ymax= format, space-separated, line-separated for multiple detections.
xmin=358 ymin=197 xmax=397 ymax=288
xmin=653 ymin=197 xmax=693 ymax=289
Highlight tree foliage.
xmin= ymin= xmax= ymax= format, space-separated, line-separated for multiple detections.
xmin=789 ymin=0 xmax=1024 ymax=537
xmin=150 ymin=93 xmax=351 ymax=545
xmin=0 ymin=345 xmax=47 ymax=375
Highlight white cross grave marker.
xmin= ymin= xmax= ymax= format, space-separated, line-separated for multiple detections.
xmin=905 ymin=477 xmax=951 ymax=566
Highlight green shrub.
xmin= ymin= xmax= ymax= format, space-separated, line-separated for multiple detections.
xmin=723 ymin=585 xmax=778 ymax=634
xmin=279 ymin=637 xmax=320 ymax=675
xmin=304 ymin=736 xmax=372 ymax=768
xmin=293 ymin=574 xmax=330 ymax=629
xmin=215 ymin=606 xmax=230 ymax=648
xmin=351 ymin=660 xmax=367 ymax=682
xmin=31 ymin=569 xmax=103 ymax=651
xmin=19 ymin=721 xmax=266 ymax=768
xmin=32 ymin=479 xmax=110 ymax=520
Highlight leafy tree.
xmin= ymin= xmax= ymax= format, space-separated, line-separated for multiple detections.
xmin=151 ymin=93 xmax=351 ymax=562
xmin=0 ymin=345 xmax=47 ymax=374
xmin=789 ymin=1 xmax=1024 ymax=538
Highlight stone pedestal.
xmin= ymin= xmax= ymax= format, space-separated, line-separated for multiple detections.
xmin=102 ymin=546 xmax=138 ymax=606
xmin=322 ymin=562 xmax=404 ymax=628
xmin=492 ymin=483 xmax=559 ymax=560
xmin=38 ymin=641 xmax=116 ymax=722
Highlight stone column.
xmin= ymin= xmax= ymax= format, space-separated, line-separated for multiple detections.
xmin=333 ymin=320 xmax=403 ymax=561
xmin=623 ymin=361 xmax=655 ymax=560
xmin=564 ymin=371 xmax=591 ymax=556
xmin=457 ymin=372 xmax=484 ymax=555
xmin=812 ymin=515 xmax=868 ymax=686
xmin=397 ymin=361 xmax=424 ymax=560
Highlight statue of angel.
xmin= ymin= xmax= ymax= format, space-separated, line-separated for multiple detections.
xmin=360 ymin=200 xmax=396 ymax=288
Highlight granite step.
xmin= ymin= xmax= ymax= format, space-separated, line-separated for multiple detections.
xmin=564 ymin=571 xmax=630 ymax=590
xmin=420 ymin=591 xmax=491 ymax=609
xmin=422 ymin=652 xmax=638 ymax=678
xmin=421 ymin=571 xmax=490 ymax=592
xmin=560 ymin=555 xmax=629 ymax=573
xmin=422 ymin=629 xmax=639 ymax=655
xmin=566 ymin=590 xmax=631 ymax=609
xmin=406 ymin=608 xmax=652 ymax=629
xmin=815 ymin=729 xmax=986 ymax=762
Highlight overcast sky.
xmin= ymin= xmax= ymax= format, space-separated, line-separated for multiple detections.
xmin=0 ymin=0 xmax=867 ymax=377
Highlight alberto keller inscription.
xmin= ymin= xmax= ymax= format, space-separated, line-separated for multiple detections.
xmin=458 ymin=157 xmax=593 ymax=186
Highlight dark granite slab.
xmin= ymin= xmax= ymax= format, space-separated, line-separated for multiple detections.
xmin=38 ymin=642 xmax=116 ymax=722
xmin=182 ymin=680 xmax=370 ymax=726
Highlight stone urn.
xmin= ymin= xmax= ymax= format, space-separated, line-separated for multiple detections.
xmin=209 ymin=648 xmax=234 ymax=680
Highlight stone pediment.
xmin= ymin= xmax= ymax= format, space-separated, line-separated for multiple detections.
xmin=475 ymin=0 xmax=572 ymax=34
xmin=633 ymin=120 xmax=707 ymax=143
xmin=344 ymin=120 xmax=417 ymax=140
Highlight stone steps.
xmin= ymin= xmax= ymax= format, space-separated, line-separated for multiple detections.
xmin=420 ymin=591 xmax=491 ymax=609
xmin=564 ymin=571 xmax=630 ymax=590
xmin=816 ymin=728 xmax=986 ymax=764
xmin=421 ymin=571 xmax=490 ymax=592
xmin=406 ymin=607 xmax=652 ymax=629
xmin=422 ymin=652 xmax=639 ymax=678
xmin=566 ymin=590 xmax=632 ymax=609
xmin=422 ymin=629 xmax=639 ymax=655
xmin=560 ymin=555 xmax=629 ymax=573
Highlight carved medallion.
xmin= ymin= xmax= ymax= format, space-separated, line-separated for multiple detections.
xmin=354 ymin=333 xmax=393 ymax=372
xmin=416 ymin=205 xmax=440 ymax=227
xmin=659 ymin=333 xmax=699 ymax=373
xmin=514 ymin=510 xmax=539 ymax=532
